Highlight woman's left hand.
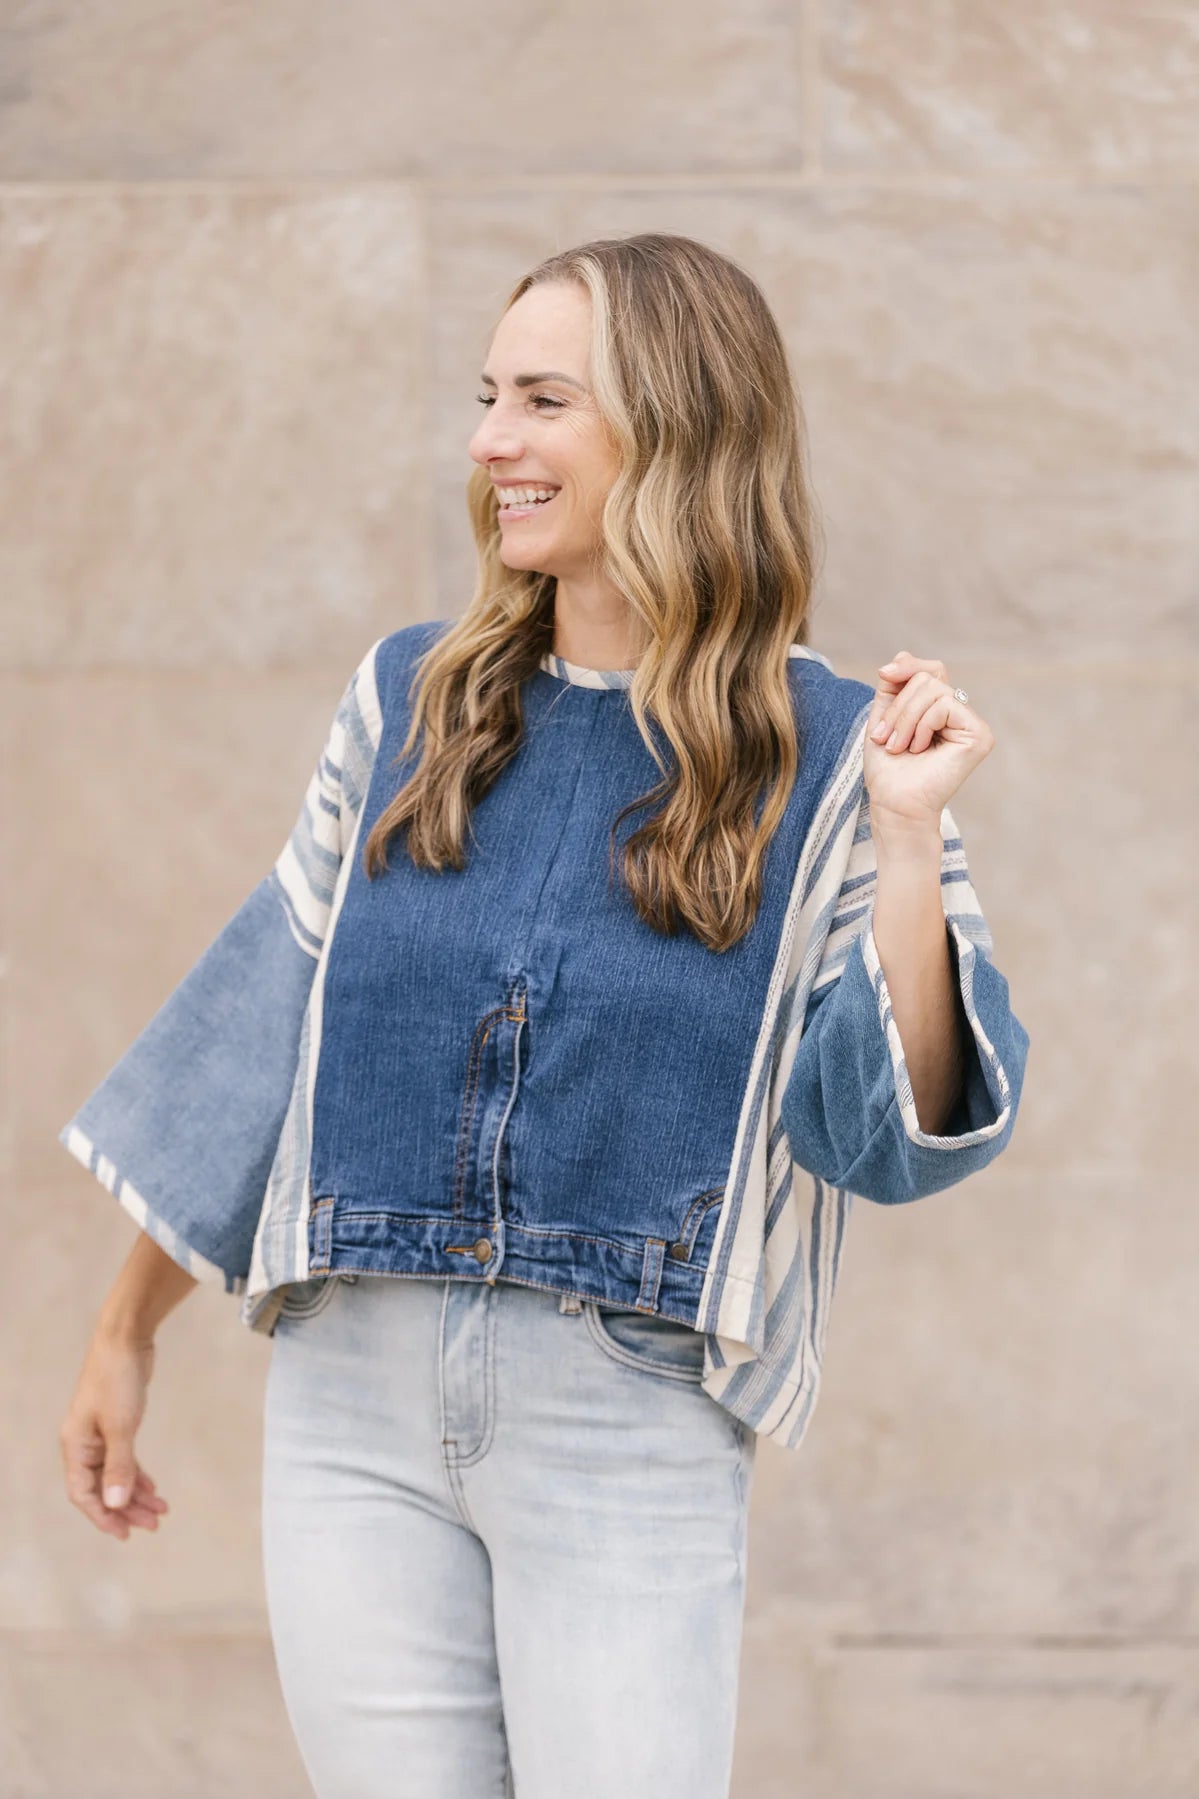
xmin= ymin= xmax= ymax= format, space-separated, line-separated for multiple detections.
xmin=863 ymin=650 xmax=994 ymax=831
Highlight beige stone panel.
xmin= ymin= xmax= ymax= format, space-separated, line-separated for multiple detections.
xmin=823 ymin=0 xmax=1199 ymax=175
xmin=429 ymin=184 xmax=1198 ymax=660
xmin=733 ymin=1632 xmax=1199 ymax=1797
xmin=0 ymin=1632 xmax=304 ymax=1796
xmin=0 ymin=0 xmax=806 ymax=180
xmin=0 ymin=190 xmax=429 ymax=669
xmin=11 ymin=664 xmax=419 ymax=1176
xmin=743 ymin=1167 xmax=1199 ymax=1642
xmin=4 ymin=1171 xmax=272 ymax=1633
xmin=0 ymin=677 xmax=14 ymax=1182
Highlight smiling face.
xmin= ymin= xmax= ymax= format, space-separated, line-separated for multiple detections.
xmin=468 ymin=281 xmax=622 ymax=583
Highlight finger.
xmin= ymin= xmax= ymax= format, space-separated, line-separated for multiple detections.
xmin=61 ymin=1432 xmax=139 ymax=1535
xmin=871 ymin=671 xmax=942 ymax=747
xmin=869 ymin=667 xmax=933 ymax=737
xmin=887 ymin=686 xmax=955 ymax=752
xmin=68 ymin=1472 xmax=162 ymax=1535
xmin=119 ymin=1500 xmax=163 ymax=1530
xmin=867 ymin=683 xmax=895 ymax=739
xmin=907 ymin=695 xmax=954 ymax=753
xmin=66 ymin=1480 xmax=134 ymax=1538
xmin=131 ymin=1470 xmax=168 ymax=1513
xmin=879 ymin=651 xmax=949 ymax=683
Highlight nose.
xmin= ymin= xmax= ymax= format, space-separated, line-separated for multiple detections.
xmin=468 ymin=405 xmax=526 ymax=468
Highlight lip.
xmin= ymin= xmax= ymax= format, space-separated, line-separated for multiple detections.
xmin=496 ymin=488 xmax=560 ymax=521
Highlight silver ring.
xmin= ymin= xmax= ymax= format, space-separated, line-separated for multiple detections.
xmin=952 ymin=686 xmax=969 ymax=705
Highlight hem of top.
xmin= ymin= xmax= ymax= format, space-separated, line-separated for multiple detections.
xmin=59 ymin=1120 xmax=245 ymax=1296
xmin=263 ymin=1211 xmax=722 ymax=1328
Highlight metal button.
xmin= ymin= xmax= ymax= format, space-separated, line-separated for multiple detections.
xmin=668 ymin=1241 xmax=689 ymax=1261
xmin=473 ymin=1238 xmax=493 ymax=1263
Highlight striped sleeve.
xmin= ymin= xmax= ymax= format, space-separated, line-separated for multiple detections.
xmin=57 ymin=640 xmax=385 ymax=1291
xmin=779 ymin=793 xmax=1030 ymax=1206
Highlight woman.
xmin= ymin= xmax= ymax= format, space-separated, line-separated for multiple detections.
xmin=58 ymin=234 xmax=1029 ymax=1797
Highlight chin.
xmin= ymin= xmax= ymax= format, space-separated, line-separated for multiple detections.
xmin=500 ymin=546 xmax=560 ymax=577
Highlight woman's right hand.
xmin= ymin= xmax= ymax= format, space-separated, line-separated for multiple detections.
xmin=59 ymin=1326 xmax=170 ymax=1541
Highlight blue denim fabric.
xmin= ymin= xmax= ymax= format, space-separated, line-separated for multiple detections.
xmin=781 ymin=897 xmax=1028 ymax=1202
xmin=263 ymin=1271 xmax=755 ymax=1798
xmin=61 ymin=873 xmax=319 ymax=1288
xmin=303 ymin=629 xmax=902 ymax=1322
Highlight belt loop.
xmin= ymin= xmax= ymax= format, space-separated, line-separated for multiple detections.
xmin=636 ymin=1240 xmax=665 ymax=1312
xmin=309 ymin=1195 xmax=335 ymax=1272
xmin=559 ymin=1291 xmax=583 ymax=1314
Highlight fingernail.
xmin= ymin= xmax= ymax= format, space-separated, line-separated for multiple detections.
xmin=104 ymin=1485 xmax=128 ymax=1509
xmin=879 ymin=661 xmax=898 ymax=672
xmin=871 ymin=720 xmax=889 ymax=740
xmin=886 ymin=730 xmax=900 ymax=749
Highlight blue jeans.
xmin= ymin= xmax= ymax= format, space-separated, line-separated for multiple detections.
xmin=262 ymin=1272 xmax=757 ymax=1797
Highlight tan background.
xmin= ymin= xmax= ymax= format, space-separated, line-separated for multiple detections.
xmin=3 ymin=3 xmax=1196 ymax=1794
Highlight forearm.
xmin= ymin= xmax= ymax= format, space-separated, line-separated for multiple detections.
xmin=96 ymin=1231 xmax=199 ymax=1346
xmin=870 ymin=817 xmax=968 ymax=1134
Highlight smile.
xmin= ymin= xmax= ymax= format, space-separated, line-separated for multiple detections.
xmin=496 ymin=486 xmax=560 ymax=519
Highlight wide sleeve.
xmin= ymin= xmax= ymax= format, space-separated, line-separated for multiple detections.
xmin=779 ymin=796 xmax=1030 ymax=1206
xmin=56 ymin=638 xmax=384 ymax=1292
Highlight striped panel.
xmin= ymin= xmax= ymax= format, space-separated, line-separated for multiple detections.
xmin=272 ymin=642 xmax=385 ymax=958
xmin=696 ymin=687 xmax=872 ymax=1445
xmin=860 ymin=906 xmax=1012 ymax=1151
xmin=697 ymin=662 xmax=1007 ymax=1449
xmin=241 ymin=639 xmax=385 ymax=1326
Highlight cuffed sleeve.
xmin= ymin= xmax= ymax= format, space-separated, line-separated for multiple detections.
xmin=57 ymin=639 xmax=384 ymax=1289
xmin=780 ymin=804 xmax=1030 ymax=1206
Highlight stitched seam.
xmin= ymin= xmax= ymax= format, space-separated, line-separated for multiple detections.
xmin=325 ymin=1214 xmax=677 ymax=1261
xmin=582 ymin=1302 xmax=706 ymax=1385
xmin=452 ymin=1009 xmax=505 ymax=1216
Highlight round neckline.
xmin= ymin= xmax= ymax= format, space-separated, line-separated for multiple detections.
xmin=536 ymin=642 xmax=834 ymax=689
xmin=538 ymin=650 xmax=637 ymax=689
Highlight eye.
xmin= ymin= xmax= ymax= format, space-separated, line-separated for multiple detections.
xmin=474 ymin=394 xmax=565 ymax=411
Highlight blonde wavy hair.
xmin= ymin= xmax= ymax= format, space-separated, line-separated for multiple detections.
xmin=362 ymin=232 xmax=824 ymax=953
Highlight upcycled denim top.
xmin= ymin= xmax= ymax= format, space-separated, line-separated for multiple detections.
xmin=59 ymin=619 xmax=1030 ymax=1451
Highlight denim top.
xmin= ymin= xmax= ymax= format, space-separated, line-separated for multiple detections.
xmin=58 ymin=620 xmax=1030 ymax=1450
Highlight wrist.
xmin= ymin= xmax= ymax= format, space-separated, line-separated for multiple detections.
xmin=95 ymin=1301 xmax=159 ymax=1349
xmin=870 ymin=809 xmax=944 ymax=865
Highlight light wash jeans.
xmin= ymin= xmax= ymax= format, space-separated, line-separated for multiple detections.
xmin=262 ymin=1271 xmax=757 ymax=1798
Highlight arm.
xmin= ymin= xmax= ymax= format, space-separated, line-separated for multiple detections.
xmin=870 ymin=815 xmax=971 ymax=1134
xmin=780 ymin=795 xmax=1030 ymax=1205
xmin=96 ymin=1230 xmax=199 ymax=1344
xmin=60 ymin=1235 xmax=196 ymax=1541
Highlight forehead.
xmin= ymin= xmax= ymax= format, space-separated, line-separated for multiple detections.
xmin=487 ymin=282 xmax=591 ymax=374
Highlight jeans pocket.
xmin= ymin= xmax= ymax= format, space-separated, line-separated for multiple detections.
xmin=583 ymin=1300 xmax=707 ymax=1385
xmin=277 ymin=1272 xmax=350 ymax=1323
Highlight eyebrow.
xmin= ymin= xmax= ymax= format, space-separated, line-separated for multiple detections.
xmin=479 ymin=370 xmax=587 ymax=391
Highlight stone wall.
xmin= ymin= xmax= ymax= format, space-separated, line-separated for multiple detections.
xmin=3 ymin=4 xmax=1195 ymax=1792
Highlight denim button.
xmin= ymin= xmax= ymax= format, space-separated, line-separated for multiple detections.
xmin=473 ymin=1238 xmax=493 ymax=1263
